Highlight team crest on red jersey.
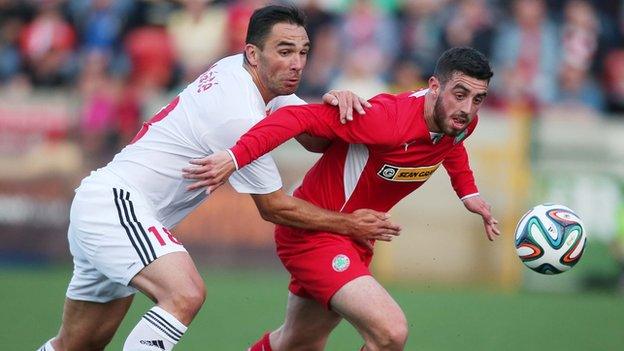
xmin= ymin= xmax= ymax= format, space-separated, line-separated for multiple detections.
xmin=377 ymin=163 xmax=441 ymax=182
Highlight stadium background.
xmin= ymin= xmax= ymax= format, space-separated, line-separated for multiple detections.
xmin=1 ymin=0 xmax=623 ymax=349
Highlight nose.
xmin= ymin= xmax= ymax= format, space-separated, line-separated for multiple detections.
xmin=460 ymin=99 xmax=473 ymax=115
xmin=291 ymin=55 xmax=304 ymax=72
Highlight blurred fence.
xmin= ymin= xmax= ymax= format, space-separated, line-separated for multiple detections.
xmin=1 ymin=92 xmax=623 ymax=290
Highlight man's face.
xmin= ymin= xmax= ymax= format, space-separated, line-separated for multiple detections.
xmin=256 ymin=23 xmax=310 ymax=96
xmin=432 ymin=72 xmax=488 ymax=136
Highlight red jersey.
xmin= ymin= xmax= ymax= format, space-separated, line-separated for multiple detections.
xmin=230 ymin=90 xmax=479 ymax=214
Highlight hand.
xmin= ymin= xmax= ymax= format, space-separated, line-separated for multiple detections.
xmin=182 ymin=150 xmax=236 ymax=193
xmin=462 ymin=195 xmax=501 ymax=241
xmin=322 ymin=89 xmax=372 ymax=124
xmin=345 ymin=209 xmax=402 ymax=250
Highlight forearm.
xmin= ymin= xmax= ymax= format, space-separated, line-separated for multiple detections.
xmin=252 ymin=191 xmax=353 ymax=235
xmin=443 ymin=145 xmax=478 ymax=198
xmin=231 ymin=104 xmax=337 ymax=169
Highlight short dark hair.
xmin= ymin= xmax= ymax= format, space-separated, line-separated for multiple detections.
xmin=434 ymin=47 xmax=493 ymax=84
xmin=245 ymin=5 xmax=307 ymax=50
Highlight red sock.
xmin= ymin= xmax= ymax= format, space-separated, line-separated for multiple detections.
xmin=249 ymin=332 xmax=272 ymax=351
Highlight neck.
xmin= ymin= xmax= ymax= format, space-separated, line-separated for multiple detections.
xmin=243 ymin=61 xmax=274 ymax=104
xmin=423 ymin=91 xmax=441 ymax=133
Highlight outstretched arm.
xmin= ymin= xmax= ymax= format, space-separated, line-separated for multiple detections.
xmin=462 ymin=195 xmax=501 ymax=241
xmin=183 ymin=95 xmax=397 ymax=191
xmin=251 ymin=189 xmax=401 ymax=248
xmin=182 ymin=155 xmax=401 ymax=245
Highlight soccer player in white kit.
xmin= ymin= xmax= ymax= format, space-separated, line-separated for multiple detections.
xmin=36 ymin=6 xmax=401 ymax=351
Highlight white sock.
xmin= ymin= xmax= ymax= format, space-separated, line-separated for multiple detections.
xmin=123 ymin=306 xmax=188 ymax=351
xmin=36 ymin=339 xmax=56 ymax=351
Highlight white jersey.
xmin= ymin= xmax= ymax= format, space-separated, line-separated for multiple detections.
xmin=98 ymin=54 xmax=305 ymax=228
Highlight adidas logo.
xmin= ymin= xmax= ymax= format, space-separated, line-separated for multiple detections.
xmin=140 ymin=339 xmax=165 ymax=349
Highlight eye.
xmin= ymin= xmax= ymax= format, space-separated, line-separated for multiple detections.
xmin=473 ymin=96 xmax=484 ymax=105
xmin=455 ymin=93 xmax=465 ymax=100
xmin=300 ymin=50 xmax=309 ymax=56
xmin=279 ymin=50 xmax=291 ymax=57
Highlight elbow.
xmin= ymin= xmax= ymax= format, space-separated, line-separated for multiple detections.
xmin=258 ymin=207 xmax=277 ymax=223
xmin=256 ymin=199 xmax=287 ymax=224
xmin=253 ymin=191 xmax=294 ymax=225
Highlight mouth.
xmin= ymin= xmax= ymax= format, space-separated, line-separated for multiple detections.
xmin=283 ymin=78 xmax=300 ymax=88
xmin=451 ymin=116 xmax=468 ymax=130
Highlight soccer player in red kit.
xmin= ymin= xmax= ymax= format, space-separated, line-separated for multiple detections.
xmin=184 ymin=47 xmax=501 ymax=350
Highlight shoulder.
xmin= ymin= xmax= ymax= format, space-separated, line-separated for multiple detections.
xmin=186 ymin=57 xmax=256 ymax=108
xmin=268 ymin=94 xmax=306 ymax=112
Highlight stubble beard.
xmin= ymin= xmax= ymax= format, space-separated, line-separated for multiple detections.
xmin=433 ymin=96 xmax=466 ymax=137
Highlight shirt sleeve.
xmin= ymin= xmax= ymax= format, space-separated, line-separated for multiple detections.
xmin=230 ymin=94 xmax=400 ymax=169
xmin=227 ymin=154 xmax=283 ymax=194
xmin=198 ymin=114 xmax=283 ymax=195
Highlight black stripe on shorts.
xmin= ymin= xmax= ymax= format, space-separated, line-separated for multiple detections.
xmin=113 ymin=188 xmax=150 ymax=266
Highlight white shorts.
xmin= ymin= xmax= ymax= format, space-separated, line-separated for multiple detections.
xmin=66 ymin=170 xmax=187 ymax=303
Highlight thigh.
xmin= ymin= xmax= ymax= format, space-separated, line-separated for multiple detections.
xmin=277 ymin=292 xmax=342 ymax=348
xmin=57 ymin=295 xmax=134 ymax=351
xmin=330 ymin=275 xmax=406 ymax=341
xmin=279 ymin=234 xmax=372 ymax=309
xmin=68 ymin=181 xmax=188 ymax=302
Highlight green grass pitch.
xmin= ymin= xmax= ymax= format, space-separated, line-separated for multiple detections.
xmin=2 ymin=267 xmax=623 ymax=350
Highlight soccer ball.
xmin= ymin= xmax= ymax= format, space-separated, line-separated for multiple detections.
xmin=514 ymin=203 xmax=587 ymax=274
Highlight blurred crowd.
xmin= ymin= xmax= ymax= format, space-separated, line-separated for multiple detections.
xmin=3 ymin=0 xmax=624 ymax=158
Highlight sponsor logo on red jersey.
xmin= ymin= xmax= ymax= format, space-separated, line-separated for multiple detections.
xmin=377 ymin=163 xmax=441 ymax=182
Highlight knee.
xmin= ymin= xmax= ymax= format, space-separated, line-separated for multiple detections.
xmin=168 ymin=280 xmax=207 ymax=318
xmin=367 ymin=315 xmax=409 ymax=350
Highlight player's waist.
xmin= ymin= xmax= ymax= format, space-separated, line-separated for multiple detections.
xmin=274 ymin=225 xmax=373 ymax=255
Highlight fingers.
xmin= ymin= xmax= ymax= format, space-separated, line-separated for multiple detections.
xmin=371 ymin=211 xmax=391 ymax=220
xmin=186 ymin=178 xmax=221 ymax=191
xmin=344 ymin=93 xmax=354 ymax=122
xmin=373 ymin=234 xmax=396 ymax=242
xmin=484 ymin=217 xmax=501 ymax=241
xmin=356 ymin=96 xmax=371 ymax=113
xmin=182 ymin=171 xmax=213 ymax=180
xmin=206 ymin=181 xmax=225 ymax=194
xmin=322 ymin=92 xmax=339 ymax=106
xmin=338 ymin=94 xmax=348 ymax=124
xmin=182 ymin=165 xmax=205 ymax=174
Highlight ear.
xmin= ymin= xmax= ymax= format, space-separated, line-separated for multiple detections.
xmin=244 ymin=44 xmax=260 ymax=67
xmin=428 ymin=76 xmax=440 ymax=96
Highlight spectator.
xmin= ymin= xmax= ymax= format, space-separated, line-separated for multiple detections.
xmin=442 ymin=0 xmax=496 ymax=58
xmin=167 ymin=0 xmax=227 ymax=83
xmin=552 ymin=62 xmax=605 ymax=113
xmin=124 ymin=16 xmax=176 ymax=91
xmin=491 ymin=0 xmax=559 ymax=111
xmin=19 ymin=0 xmax=77 ymax=87
xmin=330 ymin=46 xmax=388 ymax=99
xmin=338 ymin=0 xmax=398 ymax=77
xmin=0 ymin=0 xmax=34 ymax=82
xmin=225 ymin=0 xmax=265 ymax=55
xmin=397 ymin=0 xmax=446 ymax=76
xmin=560 ymin=0 xmax=599 ymax=73
xmin=387 ymin=57 xmax=426 ymax=94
